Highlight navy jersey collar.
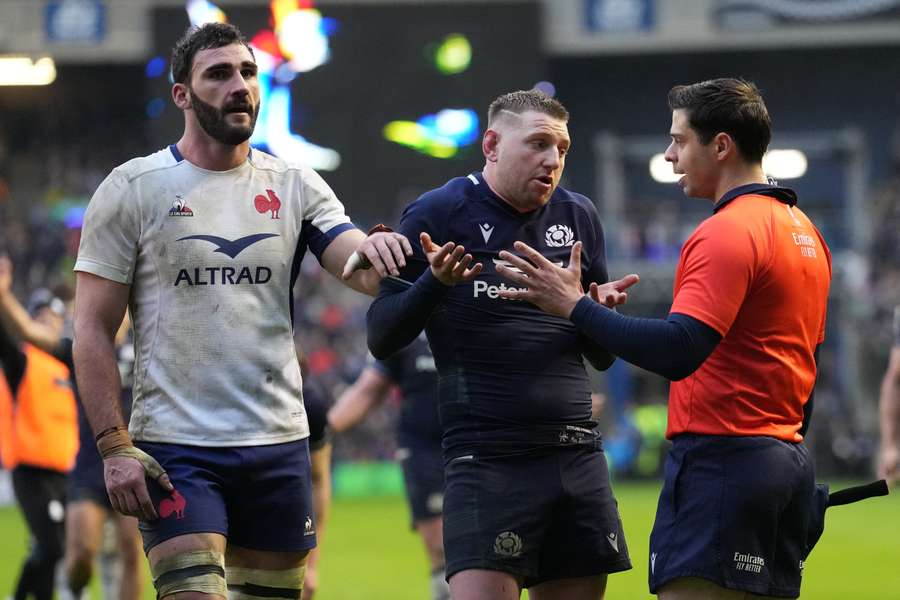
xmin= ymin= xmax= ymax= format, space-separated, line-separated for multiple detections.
xmin=713 ymin=182 xmax=797 ymax=213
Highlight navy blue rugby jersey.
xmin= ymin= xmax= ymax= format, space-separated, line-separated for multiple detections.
xmin=386 ymin=172 xmax=613 ymax=456
xmin=373 ymin=335 xmax=441 ymax=448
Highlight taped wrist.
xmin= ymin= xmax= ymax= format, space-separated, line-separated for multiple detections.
xmin=227 ymin=565 xmax=307 ymax=600
xmin=97 ymin=429 xmax=165 ymax=479
xmin=151 ymin=550 xmax=226 ymax=598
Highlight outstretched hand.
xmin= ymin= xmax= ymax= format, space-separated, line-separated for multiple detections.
xmin=494 ymin=241 xmax=585 ymax=318
xmin=421 ymin=232 xmax=483 ymax=286
xmin=494 ymin=241 xmax=640 ymax=318
xmin=588 ymin=274 xmax=640 ymax=308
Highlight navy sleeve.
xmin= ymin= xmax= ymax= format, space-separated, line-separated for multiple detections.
xmin=569 ymin=298 xmax=721 ymax=380
xmin=366 ymin=193 xmax=452 ymax=360
xmin=0 ymin=322 xmax=26 ymax=392
xmin=367 ymin=270 xmax=450 ymax=360
xmin=576 ymin=201 xmax=615 ymax=371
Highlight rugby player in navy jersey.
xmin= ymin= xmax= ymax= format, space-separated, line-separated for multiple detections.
xmin=367 ymin=90 xmax=638 ymax=600
xmin=328 ymin=336 xmax=450 ymax=600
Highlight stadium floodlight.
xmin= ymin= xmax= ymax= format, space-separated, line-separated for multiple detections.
xmin=0 ymin=56 xmax=56 ymax=86
xmin=763 ymin=149 xmax=808 ymax=179
xmin=648 ymin=153 xmax=681 ymax=183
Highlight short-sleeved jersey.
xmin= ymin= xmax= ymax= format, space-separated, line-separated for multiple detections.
xmin=668 ymin=184 xmax=832 ymax=442
xmin=75 ymin=146 xmax=353 ymax=446
xmin=371 ymin=335 xmax=441 ymax=447
xmin=392 ymin=172 xmax=611 ymax=457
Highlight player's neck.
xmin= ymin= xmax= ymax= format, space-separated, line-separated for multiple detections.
xmin=713 ymin=163 xmax=768 ymax=204
xmin=175 ymin=131 xmax=250 ymax=171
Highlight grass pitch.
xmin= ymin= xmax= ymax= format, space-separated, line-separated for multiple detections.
xmin=0 ymin=480 xmax=895 ymax=599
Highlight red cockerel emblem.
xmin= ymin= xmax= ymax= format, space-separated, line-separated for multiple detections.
xmin=254 ymin=189 xmax=281 ymax=219
xmin=159 ymin=490 xmax=186 ymax=519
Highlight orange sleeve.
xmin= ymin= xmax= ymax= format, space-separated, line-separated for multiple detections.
xmin=670 ymin=216 xmax=761 ymax=336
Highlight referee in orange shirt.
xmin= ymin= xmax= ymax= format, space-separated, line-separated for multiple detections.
xmin=494 ymin=78 xmax=832 ymax=600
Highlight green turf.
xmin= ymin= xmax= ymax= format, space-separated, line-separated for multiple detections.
xmin=0 ymin=481 xmax=896 ymax=599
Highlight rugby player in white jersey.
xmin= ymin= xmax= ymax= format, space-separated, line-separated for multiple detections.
xmin=72 ymin=22 xmax=410 ymax=600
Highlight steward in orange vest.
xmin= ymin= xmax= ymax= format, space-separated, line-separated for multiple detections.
xmin=0 ymin=342 xmax=79 ymax=472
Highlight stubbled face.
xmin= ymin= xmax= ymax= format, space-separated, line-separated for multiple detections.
xmin=486 ymin=110 xmax=570 ymax=209
xmin=664 ymin=109 xmax=719 ymax=200
xmin=185 ymin=43 xmax=260 ymax=145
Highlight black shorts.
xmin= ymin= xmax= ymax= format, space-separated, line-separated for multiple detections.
xmin=68 ymin=443 xmax=112 ymax=509
xmin=397 ymin=441 xmax=445 ymax=525
xmin=136 ymin=439 xmax=317 ymax=554
xmin=442 ymin=445 xmax=631 ymax=587
xmin=649 ymin=434 xmax=815 ymax=598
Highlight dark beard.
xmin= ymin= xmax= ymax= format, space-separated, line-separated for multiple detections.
xmin=190 ymin=89 xmax=258 ymax=146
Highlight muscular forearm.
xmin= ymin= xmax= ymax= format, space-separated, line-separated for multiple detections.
xmin=366 ymin=270 xmax=449 ymax=360
xmin=73 ymin=325 xmax=127 ymax=435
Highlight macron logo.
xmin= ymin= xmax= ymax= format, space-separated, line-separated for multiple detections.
xmin=177 ymin=233 xmax=279 ymax=258
xmin=479 ymin=223 xmax=494 ymax=244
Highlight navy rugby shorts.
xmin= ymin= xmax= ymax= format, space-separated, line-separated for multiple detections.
xmin=649 ymin=434 xmax=815 ymax=598
xmin=136 ymin=439 xmax=317 ymax=554
xmin=442 ymin=442 xmax=631 ymax=587
xmin=397 ymin=440 xmax=445 ymax=525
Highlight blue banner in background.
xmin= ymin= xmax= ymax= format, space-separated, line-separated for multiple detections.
xmin=45 ymin=0 xmax=106 ymax=44
xmin=585 ymin=0 xmax=654 ymax=33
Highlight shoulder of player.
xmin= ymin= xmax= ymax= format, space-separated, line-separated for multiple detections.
xmin=246 ymin=148 xmax=315 ymax=177
xmin=403 ymin=175 xmax=474 ymax=218
xmin=552 ymin=187 xmax=599 ymax=215
xmin=110 ymin=147 xmax=183 ymax=184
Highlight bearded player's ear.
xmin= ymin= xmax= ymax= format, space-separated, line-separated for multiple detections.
xmin=172 ymin=82 xmax=191 ymax=110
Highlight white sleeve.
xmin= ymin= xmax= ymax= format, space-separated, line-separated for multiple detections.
xmin=74 ymin=170 xmax=140 ymax=284
xmin=299 ymin=167 xmax=355 ymax=259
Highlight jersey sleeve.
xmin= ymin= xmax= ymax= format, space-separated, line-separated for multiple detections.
xmin=669 ymin=216 xmax=760 ymax=336
xmin=298 ymin=167 xmax=355 ymax=261
xmin=74 ymin=170 xmax=141 ymax=284
xmin=394 ymin=192 xmax=449 ymax=284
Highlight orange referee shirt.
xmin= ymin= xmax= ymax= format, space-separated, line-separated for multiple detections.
xmin=667 ymin=184 xmax=832 ymax=442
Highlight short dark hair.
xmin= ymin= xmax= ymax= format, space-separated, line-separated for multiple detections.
xmin=488 ymin=89 xmax=569 ymax=127
xmin=171 ymin=22 xmax=255 ymax=85
xmin=667 ymin=78 xmax=771 ymax=163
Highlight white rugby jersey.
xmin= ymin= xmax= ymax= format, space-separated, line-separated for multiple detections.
xmin=75 ymin=145 xmax=354 ymax=446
